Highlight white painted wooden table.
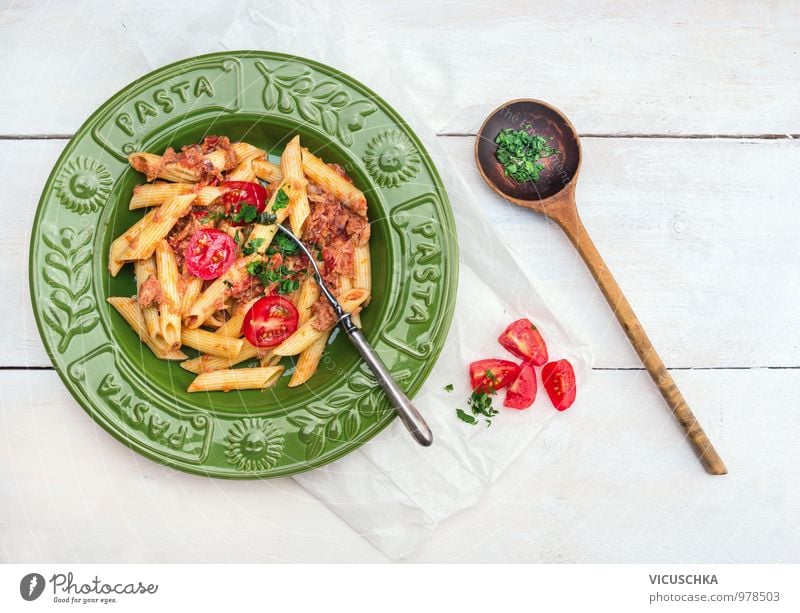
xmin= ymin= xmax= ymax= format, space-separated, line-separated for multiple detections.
xmin=1 ymin=1 xmax=798 ymax=563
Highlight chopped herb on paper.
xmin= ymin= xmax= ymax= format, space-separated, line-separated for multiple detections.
xmin=456 ymin=409 xmax=478 ymax=425
xmin=494 ymin=128 xmax=558 ymax=183
xmin=456 ymin=390 xmax=499 ymax=427
xmin=444 ymin=383 xmax=454 ymax=392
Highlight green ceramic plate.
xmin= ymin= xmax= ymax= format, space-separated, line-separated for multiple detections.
xmin=29 ymin=51 xmax=458 ymax=478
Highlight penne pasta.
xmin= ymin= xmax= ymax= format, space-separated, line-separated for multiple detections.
xmin=281 ymin=136 xmax=311 ymax=237
xmin=353 ymin=243 xmax=372 ymax=301
xmin=295 ymin=277 xmax=319 ymax=326
xmin=337 ymin=274 xmax=360 ymax=328
xmin=215 ymin=298 xmax=258 ymax=338
xmin=130 ymin=184 xmax=227 ymax=210
xmin=180 ymin=277 xmax=203 ymax=316
xmin=181 ymin=343 xmax=261 ymax=374
xmin=301 ymin=148 xmax=367 ymax=215
xmin=106 ymin=297 xmax=187 ymax=360
xmin=180 ymin=328 xmax=244 ymax=359
xmin=252 ymin=158 xmax=282 ymax=183
xmin=183 ymin=259 xmax=250 ymax=329
xmin=225 ymin=144 xmax=265 ymax=182
xmin=114 ymin=135 xmax=373 ymax=393
xmin=128 ymin=152 xmax=201 ymax=183
xmin=273 ymin=288 xmax=369 ymax=356
xmin=134 ymin=256 xmax=161 ymax=341
xmin=109 ymin=193 xmax=195 ymax=275
xmin=288 ymin=332 xmax=329 ymax=387
xmin=155 ymin=240 xmax=182 ymax=349
xmin=130 ymin=182 xmax=191 ymax=209
xmin=259 ymin=351 xmax=282 ymax=368
xmin=188 ymin=366 xmax=284 ymax=393
xmin=270 ymin=316 xmax=322 ymax=356
xmin=231 ymin=142 xmax=265 ymax=164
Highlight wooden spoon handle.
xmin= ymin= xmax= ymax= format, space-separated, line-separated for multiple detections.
xmin=551 ymin=201 xmax=727 ymax=475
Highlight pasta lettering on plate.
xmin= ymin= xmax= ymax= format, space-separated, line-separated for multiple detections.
xmin=115 ymin=77 xmax=217 ymax=137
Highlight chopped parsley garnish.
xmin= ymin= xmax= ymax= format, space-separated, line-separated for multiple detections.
xmin=456 ymin=409 xmax=478 ymax=425
xmin=273 ymin=233 xmax=299 ymax=255
xmin=246 ymin=259 xmax=299 ymax=295
xmin=444 ymin=383 xmax=454 ymax=392
xmin=234 ymin=230 xmax=244 ymax=246
xmin=223 ymin=280 xmax=233 ymax=289
xmin=231 ymin=202 xmax=258 ymax=224
xmin=457 ymin=390 xmax=499 ymax=427
xmin=242 ymin=238 xmax=266 ymax=256
xmin=273 ymin=188 xmax=290 ymax=210
xmin=278 ymin=278 xmax=300 ymax=295
xmin=494 ymin=127 xmax=558 ymax=183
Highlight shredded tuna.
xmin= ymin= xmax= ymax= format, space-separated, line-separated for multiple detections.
xmin=137 ymin=276 xmax=163 ymax=308
xmin=305 ymin=184 xmax=370 ymax=250
xmin=229 ymin=276 xmax=264 ymax=307
xmin=311 ymin=299 xmax=338 ymax=331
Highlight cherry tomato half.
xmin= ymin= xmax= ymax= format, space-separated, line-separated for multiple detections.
xmin=222 ymin=181 xmax=267 ymax=225
xmin=504 ymin=362 xmax=537 ymax=410
xmin=498 ymin=318 xmax=548 ymax=365
xmin=242 ymin=296 xmax=299 ymax=348
xmin=184 ymin=228 xmax=237 ymax=280
xmin=542 ymin=359 xmax=577 ymax=411
xmin=469 ymin=359 xmax=520 ymax=394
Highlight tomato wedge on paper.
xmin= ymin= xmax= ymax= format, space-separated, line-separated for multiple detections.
xmin=469 ymin=359 xmax=520 ymax=393
xmin=542 ymin=359 xmax=577 ymax=411
xmin=504 ymin=362 xmax=537 ymax=409
xmin=498 ymin=318 xmax=548 ymax=365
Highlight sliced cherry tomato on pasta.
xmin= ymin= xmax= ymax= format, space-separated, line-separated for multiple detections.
xmin=503 ymin=362 xmax=537 ymax=410
xmin=242 ymin=296 xmax=299 ymax=348
xmin=222 ymin=181 xmax=267 ymax=225
xmin=542 ymin=359 xmax=577 ymax=411
xmin=184 ymin=228 xmax=236 ymax=280
xmin=469 ymin=359 xmax=520 ymax=394
xmin=498 ymin=318 xmax=548 ymax=365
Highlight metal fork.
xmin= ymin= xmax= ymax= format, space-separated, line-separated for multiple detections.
xmin=276 ymin=224 xmax=433 ymax=447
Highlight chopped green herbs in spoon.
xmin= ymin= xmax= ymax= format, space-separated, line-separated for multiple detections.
xmin=494 ymin=127 xmax=558 ymax=183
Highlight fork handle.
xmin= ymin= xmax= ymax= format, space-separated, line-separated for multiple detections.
xmin=343 ymin=317 xmax=433 ymax=446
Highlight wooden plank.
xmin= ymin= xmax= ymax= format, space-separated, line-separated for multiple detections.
xmin=439 ymin=135 xmax=800 ymax=369
xmin=0 ymin=1 xmax=798 ymax=135
xmin=1 ymin=368 xmax=796 ymax=562
xmin=9 ymin=136 xmax=800 ymax=367
xmin=405 ymin=368 xmax=800 ymax=562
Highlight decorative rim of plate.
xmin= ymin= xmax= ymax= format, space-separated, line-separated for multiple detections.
xmin=29 ymin=50 xmax=459 ymax=478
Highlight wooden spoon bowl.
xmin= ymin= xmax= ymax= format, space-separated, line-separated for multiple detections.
xmin=476 ymin=98 xmax=581 ymax=207
xmin=475 ymin=99 xmax=727 ymax=475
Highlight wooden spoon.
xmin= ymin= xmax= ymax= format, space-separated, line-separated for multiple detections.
xmin=475 ymin=98 xmax=727 ymax=475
